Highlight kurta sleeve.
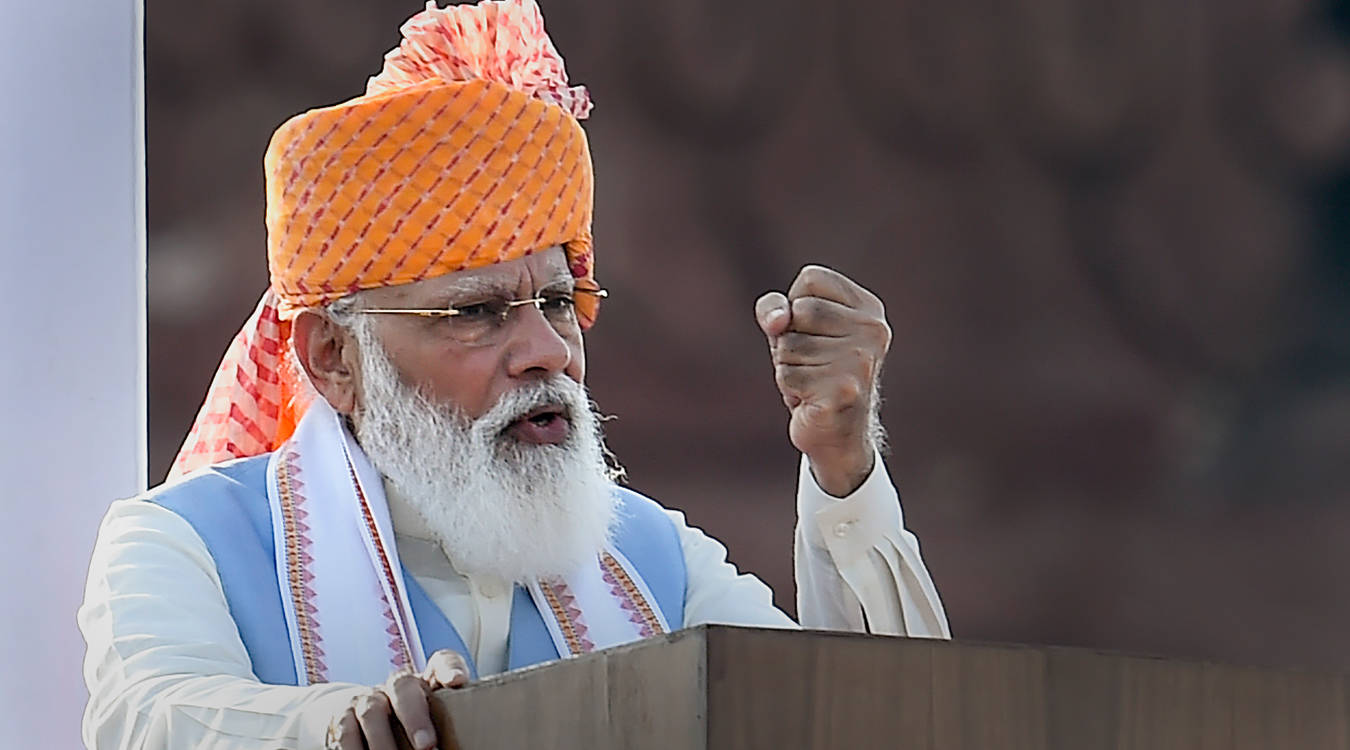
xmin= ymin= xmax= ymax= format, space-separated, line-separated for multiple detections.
xmin=795 ymin=451 xmax=950 ymax=637
xmin=668 ymin=506 xmax=801 ymax=630
xmin=671 ymin=450 xmax=948 ymax=638
xmin=79 ymin=499 xmax=366 ymax=750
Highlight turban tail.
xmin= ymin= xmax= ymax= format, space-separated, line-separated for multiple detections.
xmin=171 ymin=0 xmax=595 ymax=479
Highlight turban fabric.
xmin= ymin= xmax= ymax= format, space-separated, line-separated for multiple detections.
xmin=171 ymin=0 xmax=596 ymax=478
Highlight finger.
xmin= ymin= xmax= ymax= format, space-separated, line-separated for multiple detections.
xmin=775 ymin=361 xmax=827 ymax=401
xmin=789 ymin=297 xmax=891 ymax=354
xmin=333 ymin=708 xmax=364 ymax=750
xmin=786 ymin=297 xmax=859 ymax=338
xmin=754 ymin=291 xmax=791 ymax=339
xmin=422 ymin=650 xmax=471 ymax=689
xmin=773 ymin=332 xmax=835 ymax=365
xmin=355 ymin=691 xmax=398 ymax=750
xmin=385 ymin=670 xmax=436 ymax=750
xmin=776 ymin=364 xmax=869 ymax=408
xmin=774 ymin=336 xmax=881 ymax=378
xmin=787 ymin=265 xmax=882 ymax=312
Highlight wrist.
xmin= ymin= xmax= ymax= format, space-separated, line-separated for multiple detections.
xmin=806 ymin=446 xmax=875 ymax=497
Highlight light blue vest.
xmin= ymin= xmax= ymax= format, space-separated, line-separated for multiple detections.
xmin=148 ymin=455 xmax=687 ymax=682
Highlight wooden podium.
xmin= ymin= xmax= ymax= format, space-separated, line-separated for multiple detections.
xmin=416 ymin=625 xmax=1349 ymax=749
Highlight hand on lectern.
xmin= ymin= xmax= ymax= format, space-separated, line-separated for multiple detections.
xmin=324 ymin=649 xmax=469 ymax=750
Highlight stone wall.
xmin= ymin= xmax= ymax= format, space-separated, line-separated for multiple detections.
xmin=147 ymin=0 xmax=1350 ymax=669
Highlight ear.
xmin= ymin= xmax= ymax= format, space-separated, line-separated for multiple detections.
xmin=292 ymin=309 xmax=362 ymax=415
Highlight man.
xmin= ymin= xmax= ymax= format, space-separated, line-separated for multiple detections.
xmin=79 ymin=1 xmax=949 ymax=748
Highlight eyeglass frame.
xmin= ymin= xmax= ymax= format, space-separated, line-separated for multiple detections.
xmin=355 ymin=286 xmax=607 ymax=322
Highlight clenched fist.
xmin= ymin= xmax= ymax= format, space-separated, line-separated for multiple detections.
xmin=756 ymin=265 xmax=891 ymax=497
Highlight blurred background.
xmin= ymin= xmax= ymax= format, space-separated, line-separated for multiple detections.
xmin=147 ymin=0 xmax=1350 ymax=670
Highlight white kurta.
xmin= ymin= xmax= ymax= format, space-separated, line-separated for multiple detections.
xmin=79 ymin=453 xmax=949 ymax=749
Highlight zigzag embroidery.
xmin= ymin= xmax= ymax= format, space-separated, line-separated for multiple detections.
xmin=540 ymin=578 xmax=596 ymax=655
xmin=600 ymin=552 xmax=663 ymax=638
xmin=279 ymin=448 xmax=328 ymax=682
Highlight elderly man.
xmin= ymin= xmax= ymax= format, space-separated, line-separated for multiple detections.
xmin=79 ymin=1 xmax=949 ymax=748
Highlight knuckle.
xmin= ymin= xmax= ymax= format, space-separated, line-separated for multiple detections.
xmin=383 ymin=682 xmax=419 ymax=709
xmin=835 ymin=376 xmax=864 ymax=404
xmin=794 ymin=266 xmax=824 ymax=292
xmin=861 ymin=317 xmax=891 ymax=347
xmin=790 ymin=297 xmax=825 ymax=324
xmin=434 ymin=649 xmax=467 ymax=667
xmin=393 ymin=675 xmax=425 ymax=698
xmin=337 ymin=710 xmax=360 ymax=733
xmin=778 ymin=333 xmax=808 ymax=356
xmin=355 ymin=691 xmax=387 ymax=719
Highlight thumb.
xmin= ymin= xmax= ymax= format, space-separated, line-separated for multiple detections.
xmin=754 ymin=291 xmax=791 ymax=340
xmin=422 ymin=650 xmax=470 ymax=689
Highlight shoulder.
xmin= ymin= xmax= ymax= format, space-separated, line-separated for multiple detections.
xmin=92 ymin=454 xmax=272 ymax=539
xmin=609 ymin=485 xmax=690 ymax=558
xmin=136 ymin=454 xmax=276 ymax=551
xmin=610 ymin=485 xmax=680 ymax=537
xmin=86 ymin=492 xmax=234 ymax=595
xmin=143 ymin=454 xmax=273 ymax=524
xmin=146 ymin=454 xmax=272 ymax=509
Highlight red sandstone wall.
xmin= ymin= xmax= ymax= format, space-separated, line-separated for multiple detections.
xmin=147 ymin=0 xmax=1350 ymax=670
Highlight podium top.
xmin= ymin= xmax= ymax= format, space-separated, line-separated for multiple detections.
xmin=419 ymin=625 xmax=1350 ymax=750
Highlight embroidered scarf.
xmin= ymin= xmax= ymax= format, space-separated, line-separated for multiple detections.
xmin=266 ymin=398 xmax=666 ymax=685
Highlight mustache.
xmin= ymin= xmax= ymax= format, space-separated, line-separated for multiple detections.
xmin=473 ymin=377 xmax=587 ymax=438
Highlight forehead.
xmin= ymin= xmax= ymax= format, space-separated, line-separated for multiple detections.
xmin=372 ymin=246 xmax=571 ymax=303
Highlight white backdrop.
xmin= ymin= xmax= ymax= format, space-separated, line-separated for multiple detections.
xmin=0 ymin=0 xmax=146 ymax=747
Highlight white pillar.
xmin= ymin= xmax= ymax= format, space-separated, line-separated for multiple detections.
xmin=0 ymin=0 xmax=146 ymax=746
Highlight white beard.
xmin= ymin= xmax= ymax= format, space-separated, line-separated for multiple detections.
xmin=349 ymin=324 xmax=618 ymax=584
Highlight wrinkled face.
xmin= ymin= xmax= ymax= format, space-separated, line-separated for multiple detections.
xmin=353 ymin=246 xmax=587 ymax=443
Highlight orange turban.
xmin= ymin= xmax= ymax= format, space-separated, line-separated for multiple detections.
xmin=171 ymin=0 xmax=596 ymax=478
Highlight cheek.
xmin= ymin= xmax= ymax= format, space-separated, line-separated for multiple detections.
xmin=568 ymin=338 xmax=586 ymax=383
xmin=380 ymin=334 xmax=499 ymax=413
xmin=422 ymin=351 xmax=500 ymax=415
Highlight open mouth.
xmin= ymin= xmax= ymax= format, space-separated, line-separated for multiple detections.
xmin=505 ymin=403 xmax=571 ymax=445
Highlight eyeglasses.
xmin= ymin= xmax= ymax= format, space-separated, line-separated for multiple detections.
xmin=358 ymin=287 xmax=607 ymax=346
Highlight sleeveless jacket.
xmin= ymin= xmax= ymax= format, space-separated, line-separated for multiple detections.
xmin=148 ymin=455 xmax=687 ymax=681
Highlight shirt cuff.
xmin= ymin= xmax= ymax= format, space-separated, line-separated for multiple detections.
xmin=298 ymin=683 xmax=367 ymax=749
xmin=797 ymin=450 xmax=904 ymax=568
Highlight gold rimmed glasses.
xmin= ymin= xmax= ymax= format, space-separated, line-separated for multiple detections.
xmin=358 ymin=287 xmax=607 ymax=346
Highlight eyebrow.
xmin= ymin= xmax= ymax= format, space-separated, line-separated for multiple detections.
xmin=537 ymin=273 xmax=575 ymax=291
xmin=437 ymin=276 xmax=511 ymax=299
xmin=432 ymin=270 xmax=575 ymax=303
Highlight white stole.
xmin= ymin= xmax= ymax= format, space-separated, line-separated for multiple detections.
xmin=266 ymin=398 xmax=666 ymax=685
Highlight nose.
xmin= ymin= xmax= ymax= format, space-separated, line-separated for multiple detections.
xmin=503 ymin=300 xmax=573 ymax=378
